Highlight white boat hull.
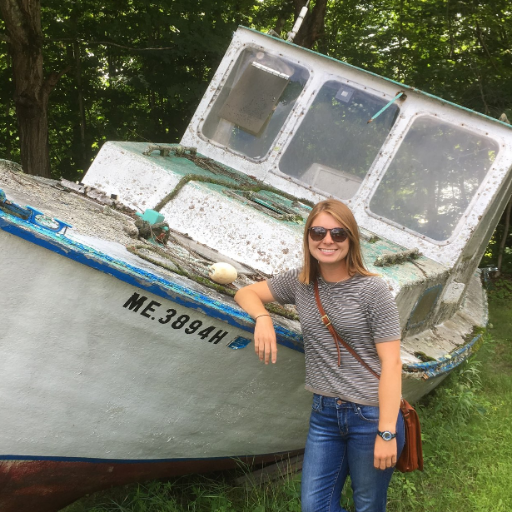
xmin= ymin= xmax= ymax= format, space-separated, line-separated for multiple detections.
xmin=0 ymin=228 xmax=311 ymax=463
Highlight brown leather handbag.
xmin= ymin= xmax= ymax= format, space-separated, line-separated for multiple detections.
xmin=313 ymin=280 xmax=424 ymax=472
xmin=395 ymin=398 xmax=424 ymax=472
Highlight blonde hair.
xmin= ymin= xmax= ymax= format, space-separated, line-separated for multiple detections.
xmin=298 ymin=199 xmax=376 ymax=284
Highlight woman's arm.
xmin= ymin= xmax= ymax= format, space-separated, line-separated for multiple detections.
xmin=234 ymin=281 xmax=278 ymax=364
xmin=374 ymin=339 xmax=402 ymax=470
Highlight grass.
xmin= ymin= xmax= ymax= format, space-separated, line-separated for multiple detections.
xmin=64 ymin=277 xmax=512 ymax=512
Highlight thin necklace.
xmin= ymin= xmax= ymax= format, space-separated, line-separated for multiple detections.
xmin=320 ymin=272 xmax=349 ymax=287
xmin=317 ymin=262 xmax=349 ymax=287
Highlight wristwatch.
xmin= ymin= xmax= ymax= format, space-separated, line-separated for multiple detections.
xmin=377 ymin=430 xmax=397 ymax=441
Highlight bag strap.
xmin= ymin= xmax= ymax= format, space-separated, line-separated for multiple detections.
xmin=313 ymin=279 xmax=380 ymax=379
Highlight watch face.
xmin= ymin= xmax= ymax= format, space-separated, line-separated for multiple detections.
xmin=379 ymin=431 xmax=396 ymax=441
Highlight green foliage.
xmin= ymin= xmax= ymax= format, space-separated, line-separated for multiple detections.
xmin=419 ymin=358 xmax=490 ymax=426
xmin=488 ymin=277 xmax=512 ymax=303
xmin=323 ymin=0 xmax=512 ymax=117
xmin=1 ymin=0 xmax=262 ymax=178
xmin=2 ymin=0 xmax=512 ymax=182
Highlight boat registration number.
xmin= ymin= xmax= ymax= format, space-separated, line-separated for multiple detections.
xmin=122 ymin=292 xmax=230 ymax=345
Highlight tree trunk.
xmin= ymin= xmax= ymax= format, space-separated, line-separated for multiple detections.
xmin=496 ymin=113 xmax=511 ymax=276
xmin=74 ymin=41 xmax=87 ymax=170
xmin=496 ymin=196 xmax=512 ymax=276
xmin=4 ymin=53 xmax=13 ymax=160
xmin=0 ymin=0 xmax=59 ymax=177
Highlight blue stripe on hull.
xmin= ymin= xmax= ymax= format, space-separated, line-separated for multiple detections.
xmin=0 ymin=450 xmax=297 ymax=464
xmin=403 ymin=333 xmax=482 ymax=378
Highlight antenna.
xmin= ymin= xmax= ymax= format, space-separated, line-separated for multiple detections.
xmin=287 ymin=1 xmax=310 ymax=43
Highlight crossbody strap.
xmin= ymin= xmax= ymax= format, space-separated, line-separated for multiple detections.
xmin=313 ymin=279 xmax=381 ymax=379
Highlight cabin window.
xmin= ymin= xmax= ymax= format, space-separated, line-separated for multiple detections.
xmin=278 ymin=81 xmax=399 ymax=199
xmin=201 ymin=48 xmax=309 ymax=160
xmin=369 ymin=116 xmax=499 ymax=241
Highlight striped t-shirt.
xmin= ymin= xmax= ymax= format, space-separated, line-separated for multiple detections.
xmin=267 ymin=269 xmax=401 ymax=406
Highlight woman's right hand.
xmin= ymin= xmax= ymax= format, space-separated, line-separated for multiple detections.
xmin=254 ymin=315 xmax=278 ymax=364
xmin=234 ymin=281 xmax=278 ymax=364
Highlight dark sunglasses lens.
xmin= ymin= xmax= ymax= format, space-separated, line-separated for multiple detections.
xmin=309 ymin=227 xmax=348 ymax=242
xmin=309 ymin=227 xmax=327 ymax=241
xmin=331 ymin=229 xmax=348 ymax=242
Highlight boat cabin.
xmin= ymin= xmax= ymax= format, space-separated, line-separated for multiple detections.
xmin=181 ymin=27 xmax=512 ymax=274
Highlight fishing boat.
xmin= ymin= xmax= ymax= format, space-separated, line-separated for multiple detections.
xmin=1 ymin=25 xmax=511 ymax=512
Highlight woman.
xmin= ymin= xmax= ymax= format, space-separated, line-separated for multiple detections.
xmin=234 ymin=199 xmax=404 ymax=512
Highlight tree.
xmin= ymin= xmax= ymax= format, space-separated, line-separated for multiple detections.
xmin=1 ymin=0 xmax=262 ymax=179
xmin=0 ymin=0 xmax=66 ymax=177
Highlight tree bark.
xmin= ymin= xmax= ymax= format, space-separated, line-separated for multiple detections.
xmin=0 ymin=0 xmax=61 ymax=177
xmin=4 ymin=53 xmax=12 ymax=160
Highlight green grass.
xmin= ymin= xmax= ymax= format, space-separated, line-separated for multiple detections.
xmin=387 ymin=277 xmax=512 ymax=512
xmin=64 ymin=277 xmax=512 ymax=512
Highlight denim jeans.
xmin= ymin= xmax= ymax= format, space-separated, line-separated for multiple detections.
xmin=301 ymin=394 xmax=405 ymax=512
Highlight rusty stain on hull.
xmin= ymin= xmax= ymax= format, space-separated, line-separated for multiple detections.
xmin=0 ymin=454 xmax=299 ymax=512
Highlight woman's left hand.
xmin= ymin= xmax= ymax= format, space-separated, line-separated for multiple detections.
xmin=374 ymin=436 xmax=397 ymax=470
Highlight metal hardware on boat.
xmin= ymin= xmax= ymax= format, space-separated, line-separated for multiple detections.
xmin=367 ymin=91 xmax=406 ymax=124
xmin=26 ymin=206 xmax=73 ymax=235
xmin=481 ymin=266 xmax=499 ymax=289
xmin=134 ymin=209 xmax=170 ymax=245
xmin=287 ymin=0 xmax=310 ymax=42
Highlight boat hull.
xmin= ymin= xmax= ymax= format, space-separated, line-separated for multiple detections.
xmin=0 ymin=222 xmax=310 ymax=510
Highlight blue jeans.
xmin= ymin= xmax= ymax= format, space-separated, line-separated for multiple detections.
xmin=301 ymin=394 xmax=405 ymax=512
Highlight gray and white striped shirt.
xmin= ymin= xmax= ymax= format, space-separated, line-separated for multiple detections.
xmin=268 ymin=269 xmax=401 ymax=406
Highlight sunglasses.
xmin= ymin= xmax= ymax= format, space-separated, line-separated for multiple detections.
xmin=308 ymin=226 xmax=350 ymax=243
